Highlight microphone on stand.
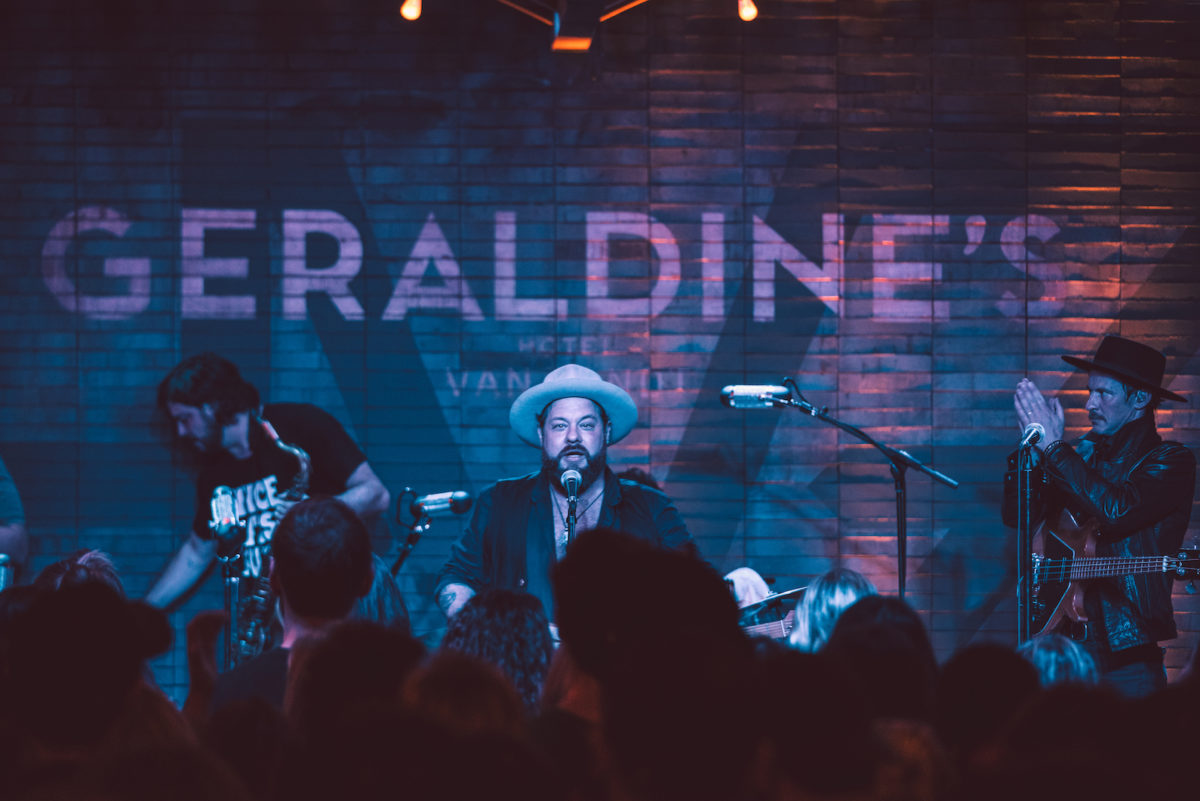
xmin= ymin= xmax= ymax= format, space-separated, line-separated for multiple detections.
xmin=561 ymin=469 xmax=582 ymax=546
xmin=560 ymin=469 xmax=582 ymax=503
xmin=410 ymin=490 xmax=473 ymax=518
xmin=1019 ymin=423 xmax=1045 ymax=449
xmin=209 ymin=485 xmax=244 ymax=559
xmin=392 ymin=489 xmax=473 ymax=578
xmin=720 ymin=385 xmax=793 ymax=409
xmin=209 ymin=486 xmax=238 ymax=534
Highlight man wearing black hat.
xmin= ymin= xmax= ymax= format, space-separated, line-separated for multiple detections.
xmin=436 ymin=364 xmax=695 ymax=620
xmin=1006 ymin=335 xmax=1196 ymax=696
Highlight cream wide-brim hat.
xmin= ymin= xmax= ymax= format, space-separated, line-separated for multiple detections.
xmin=509 ymin=363 xmax=638 ymax=447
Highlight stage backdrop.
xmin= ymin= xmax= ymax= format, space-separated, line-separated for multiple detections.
xmin=2 ymin=0 xmax=1198 ymax=702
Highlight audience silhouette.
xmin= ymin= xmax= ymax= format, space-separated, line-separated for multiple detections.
xmin=2 ymin=532 xmax=1197 ymax=801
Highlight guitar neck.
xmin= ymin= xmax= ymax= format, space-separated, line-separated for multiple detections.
xmin=1038 ymin=556 xmax=1179 ymax=582
xmin=742 ymin=610 xmax=795 ymax=640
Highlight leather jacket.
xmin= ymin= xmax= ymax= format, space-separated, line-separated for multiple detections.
xmin=1004 ymin=414 xmax=1196 ymax=653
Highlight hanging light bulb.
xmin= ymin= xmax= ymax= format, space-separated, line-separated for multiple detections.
xmin=400 ymin=0 xmax=422 ymax=21
xmin=738 ymin=0 xmax=758 ymax=22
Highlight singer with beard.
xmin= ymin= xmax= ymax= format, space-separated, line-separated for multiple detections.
xmin=1002 ymin=336 xmax=1196 ymax=696
xmin=436 ymin=364 xmax=695 ymax=619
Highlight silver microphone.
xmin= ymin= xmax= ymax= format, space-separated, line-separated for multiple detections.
xmin=720 ymin=384 xmax=792 ymax=409
xmin=411 ymin=490 xmax=473 ymax=518
xmin=209 ymin=485 xmax=239 ymax=536
xmin=1020 ymin=423 xmax=1045 ymax=449
xmin=561 ymin=469 xmax=582 ymax=502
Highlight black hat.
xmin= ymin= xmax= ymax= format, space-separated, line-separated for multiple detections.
xmin=1062 ymin=335 xmax=1187 ymax=403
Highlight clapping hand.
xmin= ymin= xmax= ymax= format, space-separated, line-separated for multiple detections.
xmin=1014 ymin=378 xmax=1065 ymax=449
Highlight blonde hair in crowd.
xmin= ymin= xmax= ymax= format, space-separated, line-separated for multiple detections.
xmin=788 ymin=567 xmax=877 ymax=652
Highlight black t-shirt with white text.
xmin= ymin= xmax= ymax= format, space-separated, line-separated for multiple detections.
xmin=193 ymin=403 xmax=366 ymax=578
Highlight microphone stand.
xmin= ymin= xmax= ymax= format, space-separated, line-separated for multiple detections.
xmin=213 ymin=535 xmax=245 ymax=672
xmin=391 ymin=487 xmax=430 ymax=577
xmin=567 ymin=494 xmax=577 ymax=544
xmin=771 ymin=377 xmax=960 ymax=598
xmin=1015 ymin=442 xmax=1038 ymax=642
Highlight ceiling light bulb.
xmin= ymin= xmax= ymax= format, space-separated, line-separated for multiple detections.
xmin=400 ymin=0 xmax=422 ymax=21
xmin=738 ymin=0 xmax=758 ymax=22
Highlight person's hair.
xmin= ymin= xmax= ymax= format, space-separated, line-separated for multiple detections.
xmin=34 ymin=549 xmax=125 ymax=596
xmin=788 ymin=566 xmax=877 ymax=652
xmin=1117 ymin=377 xmax=1161 ymax=413
xmin=823 ymin=595 xmax=939 ymax=721
xmin=553 ymin=527 xmax=739 ymax=683
xmin=440 ymin=589 xmax=554 ymax=714
xmin=4 ymin=582 xmax=171 ymax=750
xmin=935 ymin=642 xmax=1040 ymax=765
xmin=272 ymin=496 xmax=373 ymax=620
xmin=157 ymin=352 xmax=260 ymax=425
xmin=757 ymin=648 xmax=881 ymax=797
xmin=283 ymin=620 xmax=426 ymax=738
xmin=1017 ymin=633 xmax=1100 ymax=687
xmin=402 ymin=651 xmax=528 ymax=739
xmin=600 ymin=625 xmax=758 ymax=801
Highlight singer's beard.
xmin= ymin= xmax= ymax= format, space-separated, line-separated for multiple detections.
xmin=544 ymin=447 xmax=606 ymax=493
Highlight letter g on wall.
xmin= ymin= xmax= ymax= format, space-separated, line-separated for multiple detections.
xmin=42 ymin=206 xmax=151 ymax=320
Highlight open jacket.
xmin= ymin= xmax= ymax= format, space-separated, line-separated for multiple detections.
xmin=1004 ymin=414 xmax=1196 ymax=652
xmin=436 ymin=467 xmax=695 ymax=619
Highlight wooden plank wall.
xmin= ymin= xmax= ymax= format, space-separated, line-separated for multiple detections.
xmin=0 ymin=0 xmax=1197 ymax=702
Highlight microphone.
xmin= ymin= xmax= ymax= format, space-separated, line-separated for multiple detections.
xmin=561 ymin=469 xmax=582 ymax=502
xmin=721 ymin=385 xmax=793 ymax=409
xmin=410 ymin=490 xmax=473 ymax=518
xmin=1020 ymin=423 xmax=1045 ymax=449
xmin=209 ymin=485 xmax=239 ymax=536
xmin=209 ymin=485 xmax=246 ymax=558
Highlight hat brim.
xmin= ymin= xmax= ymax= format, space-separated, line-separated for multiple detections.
xmin=1061 ymin=356 xmax=1187 ymax=403
xmin=510 ymin=377 xmax=638 ymax=446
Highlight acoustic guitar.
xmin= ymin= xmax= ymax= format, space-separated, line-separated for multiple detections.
xmin=1031 ymin=507 xmax=1200 ymax=637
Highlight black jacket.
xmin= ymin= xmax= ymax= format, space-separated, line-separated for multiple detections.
xmin=1004 ymin=414 xmax=1196 ymax=652
xmin=436 ymin=467 xmax=694 ymax=619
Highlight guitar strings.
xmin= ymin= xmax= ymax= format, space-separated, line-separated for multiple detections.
xmin=1035 ymin=556 xmax=1178 ymax=581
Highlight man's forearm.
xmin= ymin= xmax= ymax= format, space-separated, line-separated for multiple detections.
xmin=437 ymin=582 xmax=475 ymax=618
xmin=338 ymin=462 xmax=390 ymax=519
xmin=145 ymin=533 xmax=216 ymax=609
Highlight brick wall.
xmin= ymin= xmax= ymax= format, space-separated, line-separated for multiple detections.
xmin=1 ymin=0 xmax=1197 ymax=703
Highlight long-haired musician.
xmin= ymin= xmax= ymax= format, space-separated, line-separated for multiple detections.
xmin=145 ymin=352 xmax=403 ymax=632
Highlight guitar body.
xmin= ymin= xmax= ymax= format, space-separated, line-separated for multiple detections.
xmin=1029 ymin=517 xmax=1200 ymax=638
xmin=1030 ymin=508 xmax=1099 ymax=637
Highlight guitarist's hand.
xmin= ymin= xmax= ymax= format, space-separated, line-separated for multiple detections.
xmin=1015 ymin=378 xmax=1065 ymax=450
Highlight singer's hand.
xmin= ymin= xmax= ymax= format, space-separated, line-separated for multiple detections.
xmin=1014 ymin=378 xmax=1064 ymax=449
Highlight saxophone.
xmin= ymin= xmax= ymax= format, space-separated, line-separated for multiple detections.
xmin=233 ymin=415 xmax=310 ymax=664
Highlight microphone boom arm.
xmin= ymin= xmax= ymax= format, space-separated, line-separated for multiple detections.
xmin=767 ymin=376 xmax=960 ymax=597
xmin=776 ymin=377 xmax=959 ymax=489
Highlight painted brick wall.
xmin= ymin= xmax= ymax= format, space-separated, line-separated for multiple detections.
xmin=2 ymin=0 xmax=1198 ymax=703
